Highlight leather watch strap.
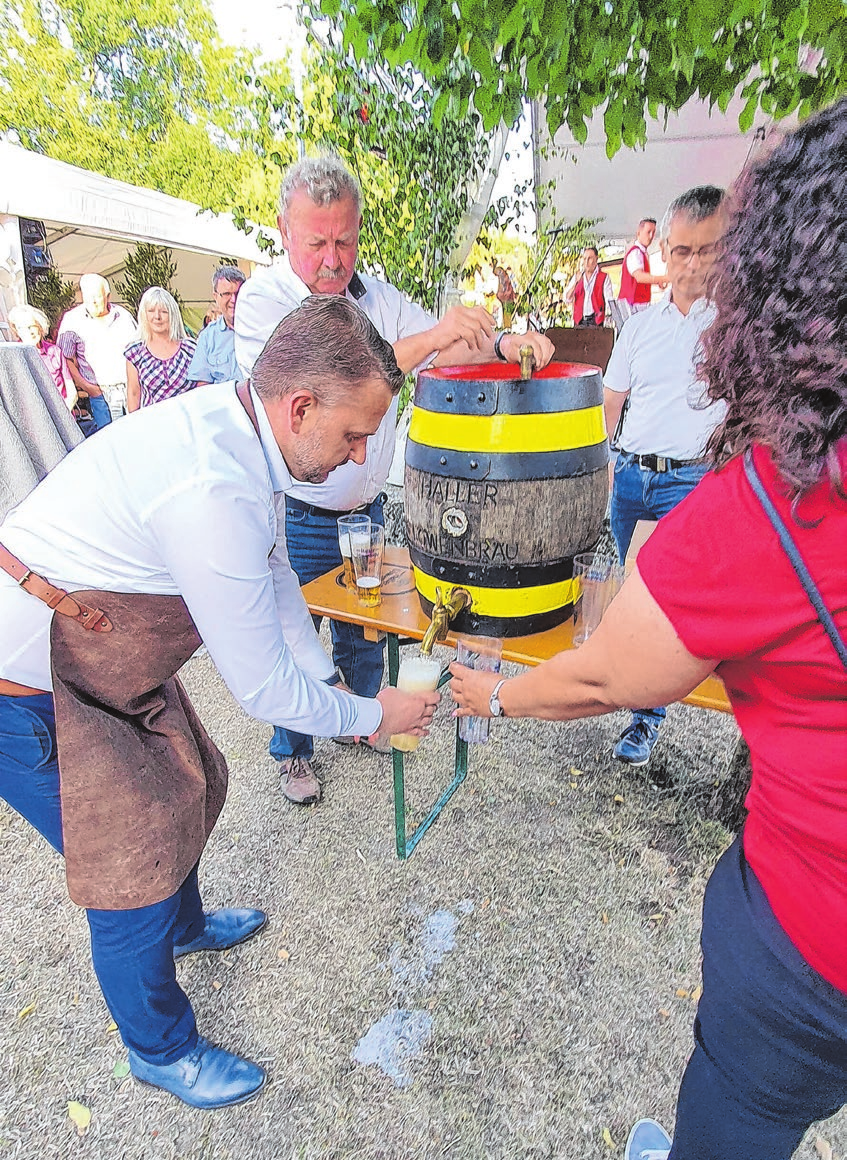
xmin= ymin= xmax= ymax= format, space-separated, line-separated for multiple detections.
xmin=0 ymin=543 xmax=112 ymax=632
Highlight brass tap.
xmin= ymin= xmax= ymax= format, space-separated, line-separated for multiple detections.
xmin=519 ymin=343 xmax=535 ymax=380
xmin=420 ymin=585 xmax=472 ymax=655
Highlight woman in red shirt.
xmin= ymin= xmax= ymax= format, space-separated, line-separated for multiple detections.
xmin=451 ymin=98 xmax=847 ymax=1160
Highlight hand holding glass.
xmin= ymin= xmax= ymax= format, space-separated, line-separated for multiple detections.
xmin=390 ymin=655 xmax=443 ymax=751
xmin=456 ymin=636 xmax=503 ymax=744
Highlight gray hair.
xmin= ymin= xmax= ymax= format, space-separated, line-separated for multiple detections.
xmin=660 ymin=186 xmax=725 ymax=239
xmin=213 ymin=265 xmax=246 ymax=291
xmin=278 ymin=156 xmax=361 ymax=221
xmin=79 ymin=273 xmax=110 ymax=296
xmin=9 ymin=304 xmax=50 ymax=338
xmin=252 ymin=295 xmax=403 ymax=406
xmin=137 ymin=287 xmax=187 ymax=344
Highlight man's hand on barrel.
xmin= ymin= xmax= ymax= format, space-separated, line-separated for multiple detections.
xmin=449 ymin=663 xmax=503 ymax=718
xmin=498 ymin=330 xmax=555 ymax=370
xmin=430 ymin=305 xmax=497 ymax=354
xmin=371 ymin=685 xmax=440 ymax=743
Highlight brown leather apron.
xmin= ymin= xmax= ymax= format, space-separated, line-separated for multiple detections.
xmin=50 ymin=591 xmax=228 ymax=910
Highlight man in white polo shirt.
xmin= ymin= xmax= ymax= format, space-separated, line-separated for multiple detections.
xmin=603 ymin=186 xmax=726 ymax=767
xmin=58 ymin=274 xmax=138 ymax=426
xmin=235 ymin=155 xmax=554 ymax=806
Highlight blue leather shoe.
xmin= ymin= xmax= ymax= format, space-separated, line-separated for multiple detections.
xmin=625 ymin=1118 xmax=672 ymax=1160
xmin=174 ymin=908 xmax=267 ymax=959
xmin=129 ymin=1037 xmax=267 ymax=1109
xmin=614 ymin=717 xmax=661 ymax=766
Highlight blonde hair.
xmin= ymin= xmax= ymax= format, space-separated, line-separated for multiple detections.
xmin=137 ymin=287 xmax=187 ymax=344
xmin=8 ymin=304 xmax=50 ymax=340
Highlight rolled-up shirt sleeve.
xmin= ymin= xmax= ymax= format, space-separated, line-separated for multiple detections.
xmin=144 ymin=476 xmax=383 ymax=738
xmin=186 ymin=330 xmax=213 ymax=383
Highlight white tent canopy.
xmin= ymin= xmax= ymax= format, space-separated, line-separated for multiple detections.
xmin=0 ymin=143 xmax=271 ymax=329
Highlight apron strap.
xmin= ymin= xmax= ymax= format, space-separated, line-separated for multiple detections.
xmin=0 ymin=543 xmax=112 ymax=632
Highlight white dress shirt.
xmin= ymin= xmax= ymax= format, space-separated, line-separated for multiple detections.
xmin=234 ymin=254 xmax=434 ymax=509
xmin=0 ymin=381 xmax=382 ymax=738
xmin=57 ymin=303 xmax=138 ymax=386
xmin=604 ymin=292 xmax=725 ymax=460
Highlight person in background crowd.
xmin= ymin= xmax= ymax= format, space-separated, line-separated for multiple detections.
xmin=8 ymin=305 xmax=77 ymax=410
xmin=0 ymin=295 xmax=438 ymax=1111
xmin=451 ymin=98 xmax=847 ymax=1160
xmin=187 ymin=266 xmax=246 ymax=386
xmin=57 ymin=274 xmax=138 ymax=427
xmin=564 ymin=246 xmax=614 ymax=327
xmin=603 ymin=184 xmax=726 ymax=767
xmin=493 ymin=260 xmax=517 ymax=327
xmin=618 ymin=218 xmax=669 ymax=311
xmin=125 ymin=288 xmax=196 ymax=411
xmin=234 ymin=154 xmax=554 ymax=807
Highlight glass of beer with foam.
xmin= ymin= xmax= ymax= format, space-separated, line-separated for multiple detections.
xmin=390 ymin=653 xmax=443 ymax=751
xmin=337 ymin=514 xmax=371 ymax=591
xmin=352 ymin=524 xmax=384 ymax=608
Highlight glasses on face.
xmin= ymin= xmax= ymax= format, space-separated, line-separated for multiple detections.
xmin=669 ymin=243 xmax=718 ymax=263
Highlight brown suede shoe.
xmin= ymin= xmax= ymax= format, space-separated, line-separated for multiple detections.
xmin=279 ymin=756 xmax=322 ymax=805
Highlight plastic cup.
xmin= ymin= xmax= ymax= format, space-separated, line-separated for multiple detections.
xmin=571 ymin=552 xmax=625 ymax=645
xmin=390 ymin=654 xmax=443 ymax=752
xmin=456 ymin=636 xmax=503 ymax=744
xmin=352 ymin=524 xmax=384 ymax=608
xmin=337 ymin=514 xmax=370 ymax=591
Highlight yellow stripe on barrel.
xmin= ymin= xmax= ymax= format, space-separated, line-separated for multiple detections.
xmin=409 ymin=405 xmax=606 ymax=455
xmin=413 ymin=566 xmax=578 ymax=619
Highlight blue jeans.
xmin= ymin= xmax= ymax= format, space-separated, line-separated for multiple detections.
xmin=88 ymin=394 xmax=112 ymax=429
xmin=0 ymin=693 xmax=204 ymax=1064
xmin=669 ymin=837 xmax=847 ymax=1159
xmin=269 ymin=496 xmax=386 ymax=761
xmin=609 ymin=453 xmax=710 ymax=727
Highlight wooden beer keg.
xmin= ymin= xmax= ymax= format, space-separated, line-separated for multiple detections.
xmin=405 ymin=361 xmax=609 ymax=637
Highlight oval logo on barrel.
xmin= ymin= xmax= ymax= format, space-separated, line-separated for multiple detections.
xmin=442 ymin=507 xmax=469 ymax=537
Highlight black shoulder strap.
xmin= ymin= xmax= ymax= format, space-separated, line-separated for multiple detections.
xmin=743 ymin=449 xmax=847 ymax=671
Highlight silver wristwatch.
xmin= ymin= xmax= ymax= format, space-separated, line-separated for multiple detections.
xmin=489 ymin=679 xmax=507 ymax=717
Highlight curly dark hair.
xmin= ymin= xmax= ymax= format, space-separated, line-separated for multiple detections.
xmin=701 ymin=97 xmax=847 ymax=502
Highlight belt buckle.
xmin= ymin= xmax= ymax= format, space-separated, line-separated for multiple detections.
xmin=17 ymin=568 xmax=32 ymax=587
xmin=656 ymin=456 xmax=668 ymax=473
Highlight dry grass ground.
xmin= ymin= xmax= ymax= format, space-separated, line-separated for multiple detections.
xmin=1 ymin=648 xmax=845 ymax=1159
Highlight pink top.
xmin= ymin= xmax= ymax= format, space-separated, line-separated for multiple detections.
xmin=35 ymin=340 xmax=74 ymax=401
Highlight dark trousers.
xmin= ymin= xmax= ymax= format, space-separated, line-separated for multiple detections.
xmin=670 ymin=837 xmax=847 ymax=1159
xmin=0 ymin=693 xmax=204 ymax=1064
xmin=269 ymin=495 xmax=386 ymax=761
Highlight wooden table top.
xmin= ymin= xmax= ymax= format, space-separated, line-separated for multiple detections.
xmin=301 ymin=545 xmax=731 ymax=714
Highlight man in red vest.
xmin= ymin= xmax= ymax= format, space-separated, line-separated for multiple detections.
xmin=618 ymin=218 xmax=668 ymax=311
xmin=565 ymin=246 xmax=613 ymax=327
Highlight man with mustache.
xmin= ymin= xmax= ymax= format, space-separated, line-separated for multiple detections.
xmin=235 ymin=155 xmax=554 ymax=807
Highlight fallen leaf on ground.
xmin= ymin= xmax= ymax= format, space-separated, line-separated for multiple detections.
xmin=690 ymin=984 xmax=703 ymax=1002
xmin=648 ymin=913 xmax=665 ymax=923
xmin=602 ymin=1127 xmax=615 ymax=1149
xmin=277 ymin=948 xmax=291 ymax=961
xmin=17 ymin=1002 xmax=36 ymax=1020
xmin=676 ymin=987 xmax=689 ymax=999
xmin=601 ymin=912 xmax=609 ymax=924
xmin=67 ymin=1101 xmax=91 ymax=1136
xmin=106 ymin=1020 xmax=118 ymax=1033
xmin=659 ymin=1008 xmax=670 ymax=1019
xmin=211 ymin=980 xmax=222 ymax=990
xmin=570 ymin=767 xmax=584 ymax=777
xmin=614 ymin=794 xmax=625 ymax=804
xmin=112 ymin=1061 xmax=130 ymax=1080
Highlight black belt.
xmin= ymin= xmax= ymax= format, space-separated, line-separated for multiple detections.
xmin=285 ymin=494 xmax=384 ymax=521
xmin=624 ymin=451 xmax=706 ymax=473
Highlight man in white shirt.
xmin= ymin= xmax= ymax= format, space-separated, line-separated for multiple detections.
xmin=604 ymin=185 xmax=726 ymax=767
xmin=0 ymin=296 xmax=438 ymax=1110
xmin=564 ymin=246 xmax=614 ymax=327
xmin=57 ymin=274 xmax=138 ymax=427
xmin=235 ymin=155 xmax=554 ymax=804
